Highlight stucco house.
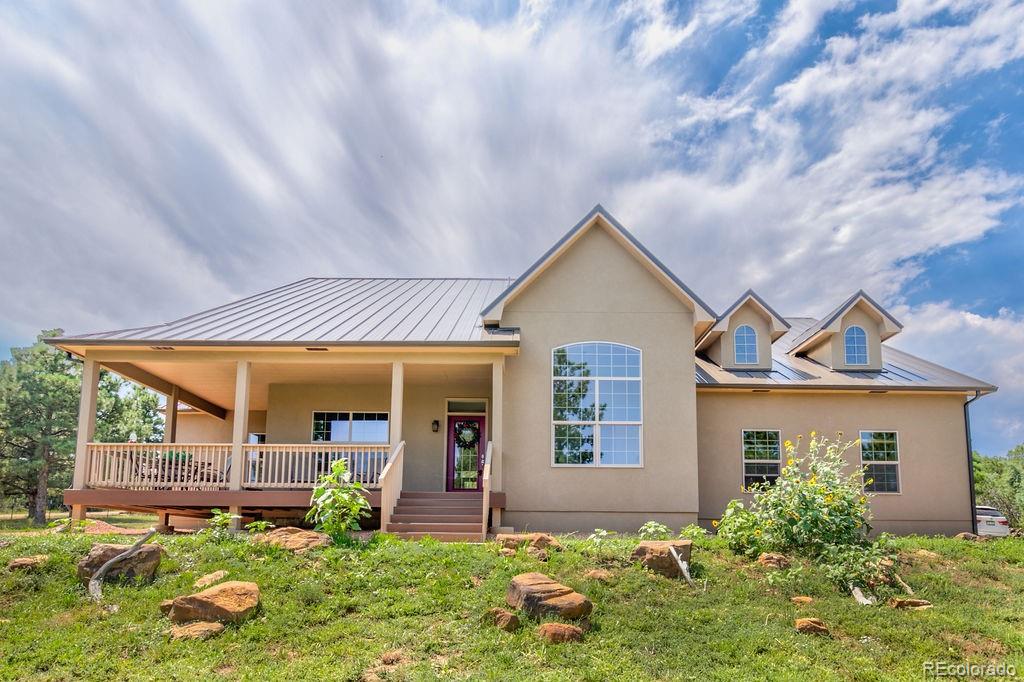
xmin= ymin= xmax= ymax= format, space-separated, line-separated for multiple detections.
xmin=47 ymin=206 xmax=996 ymax=539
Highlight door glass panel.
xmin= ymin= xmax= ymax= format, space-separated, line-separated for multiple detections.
xmin=452 ymin=419 xmax=481 ymax=490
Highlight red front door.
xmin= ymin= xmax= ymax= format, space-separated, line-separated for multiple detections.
xmin=446 ymin=415 xmax=485 ymax=492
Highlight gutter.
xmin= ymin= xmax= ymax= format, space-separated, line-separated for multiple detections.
xmin=964 ymin=389 xmax=985 ymax=535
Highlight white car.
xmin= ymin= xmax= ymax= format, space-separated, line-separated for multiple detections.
xmin=976 ymin=506 xmax=1011 ymax=537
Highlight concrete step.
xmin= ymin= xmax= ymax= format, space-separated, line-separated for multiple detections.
xmin=392 ymin=531 xmax=484 ymax=542
xmin=390 ymin=513 xmax=480 ymax=524
xmin=388 ymin=522 xmax=482 ymax=533
xmin=393 ymin=505 xmax=484 ymax=515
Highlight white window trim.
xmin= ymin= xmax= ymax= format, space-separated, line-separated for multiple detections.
xmin=734 ymin=325 xmax=759 ymax=365
xmin=859 ymin=429 xmax=900 ymax=495
xmin=740 ymin=428 xmax=781 ymax=491
xmin=844 ymin=325 xmax=869 ymax=366
xmin=310 ymin=409 xmax=391 ymax=445
xmin=550 ymin=342 xmax=644 ymax=468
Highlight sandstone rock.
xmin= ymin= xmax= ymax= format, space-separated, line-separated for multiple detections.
xmin=159 ymin=599 xmax=174 ymax=615
xmin=506 ymin=572 xmax=592 ymax=619
xmin=631 ymin=540 xmax=693 ymax=578
xmin=795 ymin=617 xmax=829 ymax=636
xmin=757 ymin=552 xmax=790 ymax=570
xmin=498 ymin=547 xmax=517 ymax=558
xmin=7 ymin=555 xmax=48 ymax=571
xmin=584 ymin=569 xmax=614 ymax=583
xmin=889 ymin=597 xmax=932 ymax=610
xmin=167 ymin=581 xmax=260 ymax=624
xmin=526 ymin=547 xmax=549 ymax=562
xmin=496 ymin=533 xmax=562 ymax=551
xmin=170 ymin=621 xmax=225 ymax=640
xmin=955 ymin=532 xmax=979 ymax=541
xmin=194 ymin=570 xmax=229 ymax=589
xmin=913 ymin=549 xmax=941 ymax=560
xmin=76 ymin=543 xmax=163 ymax=584
xmin=253 ymin=527 xmax=330 ymax=553
xmin=537 ymin=622 xmax=583 ymax=643
xmin=484 ymin=607 xmax=520 ymax=632
xmin=790 ymin=596 xmax=813 ymax=606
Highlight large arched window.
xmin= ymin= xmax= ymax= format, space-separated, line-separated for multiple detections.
xmin=552 ymin=342 xmax=642 ymax=466
xmin=844 ymin=326 xmax=868 ymax=365
xmin=734 ymin=325 xmax=758 ymax=365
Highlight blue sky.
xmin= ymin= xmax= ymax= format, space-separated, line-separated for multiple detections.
xmin=0 ymin=0 xmax=1022 ymax=454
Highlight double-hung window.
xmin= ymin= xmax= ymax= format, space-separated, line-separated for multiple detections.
xmin=742 ymin=430 xmax=781 ymax=488
xmin=552 ymin=342 xmax=642 ymax=466
xmin=311 ymin=411 xmax=389 ymax=444
xmin=861 ymin=431 xmax=899 ymax=493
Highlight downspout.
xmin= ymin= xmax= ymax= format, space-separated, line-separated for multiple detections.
xmin=964 ymin=390 xmax=983 ymax=535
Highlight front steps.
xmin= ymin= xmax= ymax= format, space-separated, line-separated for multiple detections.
xmin=387 ymin=491 xmax=485 ymax=542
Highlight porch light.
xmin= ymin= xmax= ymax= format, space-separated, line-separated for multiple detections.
xmin=432 ymin=420 xmax=440 ymax=433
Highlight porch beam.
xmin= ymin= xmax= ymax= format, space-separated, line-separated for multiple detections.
xmin=101 ymin=362 xmax=227 ymax=419
xmin=163 ymin=385 xmax=179 ymax=443
xmin=229 ymin=360 xmax=251 ymax=503
xmin=86 ymin=349 xmax=512 ymax=365
xmin=390 ymin=361 xmax=404 ymax=444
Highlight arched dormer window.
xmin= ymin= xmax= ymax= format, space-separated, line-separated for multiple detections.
xmin=844 ymin=326 xmax=868 ymax=366
xmin=734 ymin=325 xmax=758 ymax=365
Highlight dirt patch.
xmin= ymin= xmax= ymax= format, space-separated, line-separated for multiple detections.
xmin=362 ymin=649 xmax=409 ymax=681
xmin=82 ymin=520 xmax=149 ymax=535
xmin=940 ymin=632 xmax=1007 ymax=659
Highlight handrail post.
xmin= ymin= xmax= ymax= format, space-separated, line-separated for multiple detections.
xmin=481 ymin=441 xmax=493 ymax=540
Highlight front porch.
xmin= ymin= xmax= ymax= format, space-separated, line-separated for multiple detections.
xmin=66 ymin=353 xmax=508 ymax=539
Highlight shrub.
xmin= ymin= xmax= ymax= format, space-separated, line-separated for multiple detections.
xmin=638 ymin=521 xmax=672 ymax=540
xmin=204 ymin=508 xmax=240 ymax=543
xmin=678 ymin=523 xmax=707 ymax=540
xmin=245 ymin=520 xmax=275 ymax=534
xmin=306 ymin=458 xmax=371 ymax=543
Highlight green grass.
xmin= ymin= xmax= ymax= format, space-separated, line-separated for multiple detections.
xmin=1 ymin=531 xmax=1023 ymax=681
xmin=0 ymin=511 xmax=158 ymax=532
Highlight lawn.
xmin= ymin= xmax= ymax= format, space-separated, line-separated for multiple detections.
xmin=1 ymin=527 xmax=1022 ymax=681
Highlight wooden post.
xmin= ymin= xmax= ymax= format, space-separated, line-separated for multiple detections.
xmin=390 ymin=361 xmax=404 ymax=445
xmin=491 ymin=358 xmax=503 ymax=528
xmin=71 ymin=358 xmax=100 ymax=521
xmin=163 ymin=385 xmax=179 ymax=444
xmin=229 ymin=361 xmax=251 ymax=527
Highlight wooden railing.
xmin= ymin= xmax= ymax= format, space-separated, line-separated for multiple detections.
xmin=481 ymin=441 xmax=493 ymax=538
xmin=85 ymin=443 xmax=231 ymax=490
xmin=242 ymin=443 xmax=390 ymax=489
xmin=378 ymin=441 xmax=406 ymax=533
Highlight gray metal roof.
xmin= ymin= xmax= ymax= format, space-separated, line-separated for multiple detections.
xmin=56 ymin=277 xmax=515 ymax=345
xmin=696 ymin=317 xmax=996 ymax=392
xmin=788 ymin=289 xmax=903 ymax=351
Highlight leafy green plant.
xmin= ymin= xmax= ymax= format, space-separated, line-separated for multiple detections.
xmin=678 ymin=523 xmax=707 ymax=540
xmin=587 ymin=528 xmax=617 ymax=544
xmin=638 ymin=521 xmax=671 ymax=540
xmin=305 ymin=458 xmax=371 ymax=543
xmin=204 ymin=508 xmax=240 ymax=542
xmin=245 ymin=520 xmax=275 ymax=534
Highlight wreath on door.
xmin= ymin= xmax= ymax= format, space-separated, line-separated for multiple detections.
xmin=454 ymin=422 xmax=481 ymax=449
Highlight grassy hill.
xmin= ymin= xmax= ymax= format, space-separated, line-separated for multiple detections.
xmin=1 ymin=528 xmax=1023 ymax=680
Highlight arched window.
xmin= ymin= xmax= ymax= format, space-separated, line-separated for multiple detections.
xmin=844 ymin=326 xmax=868 ymax=365
xmin=734 ymin=325 xmax=758 ymax=365
xmin=552 ymin=342 xmax=642 ymax=466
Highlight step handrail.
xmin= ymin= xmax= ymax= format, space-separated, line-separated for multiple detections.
xmin=481 ymin=441 xmax=493 ymax=539
xmin=378 ymin=440 xmax=406 ymax=533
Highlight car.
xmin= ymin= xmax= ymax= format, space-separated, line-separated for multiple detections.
xmin=976 ymin=505 xmax=1011 ymax=537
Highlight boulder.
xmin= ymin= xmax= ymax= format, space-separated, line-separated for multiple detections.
xmin=194 ymin=570 xmax=229 ymax=589
xmin=889 ymin=597 xmax=932 ymax=610
xmin=790 ymin=596 xmax=814 ymax=606
xmin=483 ymin=607 xmax=520 ymax=632
xmin=159 ymin=599 xmax=174 ymax=615
xmin=955 ymin=532 xmax=979 ymax=541
xmin=630 ymin=540 xmax=693 ymax=578
xmin=498 ymin=548 xmax=517 ymax=558
xmin=7 ymin=555 xmax=48 ymax=571
xmin=526 ymin=547 xmax=549 ymax=562
xmin=913 ymin=549 xmax=940 ymax=560
xmin=170 ymin=621 xmax=225 ymax=641
xmin=506 ymin=572 xmax=592 ymax=619
xmin=757 ymin=553 xmax=790 ymax=570
xmin=76 ymin=543 xmax=163 ymax=584
xmin=795 ymin=618 xmax=829 ymax=636
xmin=584 ymin=569 xmax=614 ymax=583
xmin=537 ymin=622 xmax=583 ymax=643
xmin=496 ymin=533 xmax=562 ymax=551
xmin=167 ymin=581 xmax=260 ymax=624
xmin=253 ymin=527 xmax=330 ymax=553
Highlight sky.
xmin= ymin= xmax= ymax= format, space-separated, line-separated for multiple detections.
xmin=0 ymin=0 xmax=1022 ymax=454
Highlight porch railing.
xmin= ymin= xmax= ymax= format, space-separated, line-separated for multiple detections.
xmin=481 ymin=441 xmax=493 ymax=537
xmin=378 ymin=441 xmax=406 ymax=532
xmin=242 ymin=443 xmax=390 ymax=489
xmin=85 ymin=443 xmax=232 ymax=490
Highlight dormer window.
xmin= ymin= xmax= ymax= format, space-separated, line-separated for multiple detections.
xmin=844 ymin=326 xmax=868 ymax=366
xmin=734 ymin=325 xmax=758 ymax=365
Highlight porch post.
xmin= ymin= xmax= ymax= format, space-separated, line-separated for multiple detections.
xmin=390 ymin=361 xmax=404 ymax=445
xmin=229 ymin=360 xmax=251 ymax=492
xmin=491 ymin=358 xmax=504 ymax=528
xmin=163 ymin=385 xmax=179 ymax=444
xmin=71 ymin=358 xmax=101 ymax=521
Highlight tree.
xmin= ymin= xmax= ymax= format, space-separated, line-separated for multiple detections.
xmin=974 ymin=446 xmax=1024 ymax=528
xmin=0 ymin=330 xmax=164 ymax=524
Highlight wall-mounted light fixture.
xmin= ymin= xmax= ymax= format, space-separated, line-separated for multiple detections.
xmin=431 ymin=420 xmax=440 ymax=433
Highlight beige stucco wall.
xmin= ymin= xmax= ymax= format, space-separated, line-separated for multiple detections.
xmin=707 ymin=301 xmax=774 ymax=371
xmin=808 ymin=303 xmax=884 ymax=371
xmin=696 ymin=391 xmax=972 ymax=535
xmin=498 ymin=223 xmax=700 ymax=533
xmin=176 ymin=410 xmax=266 ymax=442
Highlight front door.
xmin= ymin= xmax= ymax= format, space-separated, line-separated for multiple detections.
xmin=447 ymin=415 xmax=485 ymax=492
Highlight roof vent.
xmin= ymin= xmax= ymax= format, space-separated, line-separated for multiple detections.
xmin=150 ymin=346 xmax=175 ymax=351
xmin=305 ymin=347 xmax=329 ymax=352
xmin=868 ymin=390 xmax=888 ymax=394
xmin=752 ymin=389 xmax=771 ymax=393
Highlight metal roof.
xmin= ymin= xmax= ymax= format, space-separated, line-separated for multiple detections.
xmin=696 ymin=317 xmax=996 ymax=393
xmin=55 ymin=277 xmax=515 ymax=345
xmin=788 ymin=289 xmax=903 ymax=352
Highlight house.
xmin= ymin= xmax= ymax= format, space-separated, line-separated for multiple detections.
xmin=47 ymin=206 xmax=996 ymax=539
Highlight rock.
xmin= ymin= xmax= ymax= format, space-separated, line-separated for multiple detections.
xmin=795 ymin=618 xmax=829 ymax=636
xmin=630 ymin=540 xmax=693 ymax=578
xmin=483 ymin=607 xmax=520 ymax=632
xmin=757 ymin=552 xmax=791 ymax=570
xmin=584 ymin=569 xmax=614 ymax=583
xmin=7 ymin=555 xmax=48 ymax=571
xmin=159 ymin=599 xmax=174 ymax=615
xmin=506 ymin=572 xmax=592 ymax=619
xmin=537 ymin=622 xmax=583 ymax=643
xmin=194 ymin=570 xmax=229 ymax=589
xmin=790 ymin=596 xmax=813 ymax=606
xmin=955 ymin=532 xmax=979 ymax=541
xmin=170 ymin=621 xmax=225 ymax=640
xmin=167 ymin=581 xmax=261 ymax=624
xmin=252 ymin=527 xmax=330 ymax=553
xmin=889 ymin=597 xmax=933 ymax=610
xmin=498 ymin=547 xmax=517 ymax=558
xmin=526 ymin=547 xmax=549 ymax=562
xmin=496 ymin=533 xmax=562 ymax=551
xmin=76 ymin=543 xmax=163 ymax=584
xmin=913 ymin=549 xmax=940 ymax=560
